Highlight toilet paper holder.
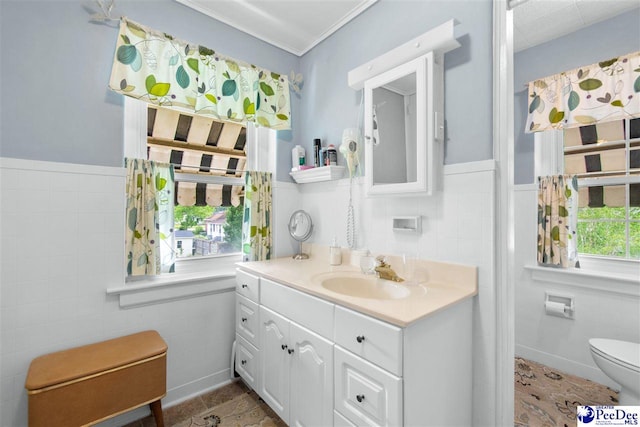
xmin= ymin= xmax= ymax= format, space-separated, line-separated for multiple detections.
xmin=545 ymin=292 xmax=574 ymax=319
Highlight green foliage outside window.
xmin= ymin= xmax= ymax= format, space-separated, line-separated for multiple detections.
xmin=175 ymin=206 xmax=214 ymax=229
xmin=174 ymin=205 xmax=243 ymax=254
xmin=223 ymin=205 xmax=243 ymax=252
xmin=577 ymin=206 xmax=640 ymax=258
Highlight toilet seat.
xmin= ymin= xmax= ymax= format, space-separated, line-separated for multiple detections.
xmin=589 ymin=338 xmax=640 ymax=373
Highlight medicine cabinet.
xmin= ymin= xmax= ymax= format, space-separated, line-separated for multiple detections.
xmin=348 ymin=19 xmax=460 ymax=197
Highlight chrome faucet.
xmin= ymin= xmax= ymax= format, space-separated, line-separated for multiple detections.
xmin=374 ymin=256 xmax=404 ymax=282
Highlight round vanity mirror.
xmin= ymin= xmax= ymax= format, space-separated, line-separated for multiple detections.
xmin=288 ymin=210 xmax=313 ymax=259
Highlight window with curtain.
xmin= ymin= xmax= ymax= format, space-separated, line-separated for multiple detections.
xmin=146 ymin=105 xmax=247 ymax=261
xmin=113 ymin=18 xmax=282 ymax=277
xmin=110 ymin=18 xmax=291 ymax=130
xmin=525 ymin=51 xmax=640 ymax=133
xmin=563 ymin=118 xmax=640 ymax=259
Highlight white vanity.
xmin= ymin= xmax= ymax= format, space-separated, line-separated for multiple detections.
xmin=234 ymin=247 xmax=477 ymax=426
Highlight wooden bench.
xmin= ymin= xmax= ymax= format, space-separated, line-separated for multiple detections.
xmin=25 ymin=330 xmax=167 ymax=427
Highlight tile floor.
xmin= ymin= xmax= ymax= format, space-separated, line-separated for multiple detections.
xmin=125 ymin=358 xmax=619 ymax=427
xmin=122 ymin=380 xmax=258 ymax=427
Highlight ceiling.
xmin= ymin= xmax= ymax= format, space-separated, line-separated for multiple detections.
xmin=176 ymin=0 xmax=377 ymax=56
xmin=513 ymin=0 xmax=639 ymax=52
xmin=176 ymin=0 xmax=637 ymax=56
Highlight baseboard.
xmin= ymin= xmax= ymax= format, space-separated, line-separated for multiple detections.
xmin=95 ymin=369 xmax=233 ymax=427
xmin=166 ymin=368 xmax=234 ymax=406
xmin=515 ymin=344 xmax=619 ymax=390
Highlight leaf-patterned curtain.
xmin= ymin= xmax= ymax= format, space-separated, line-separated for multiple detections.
xmin=125 ymin=158 xmax=175 ymax=276
xmin=537 ymin=175 xmax=579 ymax=268
xmin=109 ymin=18 xmax=291 ymax=130
xmin=526 ymin=51 xmax=640 ymax=133
xmin=242 ymin=171 xmax=272 ymax=262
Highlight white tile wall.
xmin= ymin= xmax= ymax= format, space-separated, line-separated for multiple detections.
xmin=271 ymin=181 xmax=301 ymax=258
xmin=289 ymin=161 xmax=497 ymax=425
xmin=0 ymin=158 xmax=236 ymax=427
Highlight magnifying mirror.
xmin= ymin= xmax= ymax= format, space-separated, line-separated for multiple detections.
xmin=288 ymin=210 xmax=313 ymax=260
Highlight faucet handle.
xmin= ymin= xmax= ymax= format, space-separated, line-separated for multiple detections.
xmin=375 ymin=255 xmax=387 ymax=266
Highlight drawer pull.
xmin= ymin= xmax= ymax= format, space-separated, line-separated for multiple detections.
xmin=356 ymin=335 xmax=365 ymax=343
xmin=241 ymin=317 xmax=247 ymax=322
xmin=356 ymin=394 xmax=365 ymax=403
xmin=288 ymin=348 xmax=295 ymax=355
xmin=241 ymin=284 xmax=248 ymax=288
xmin=241 ymin=359 xmax=247 ymax=365
xmin=281 ymin=344 xmax=288 ymax=350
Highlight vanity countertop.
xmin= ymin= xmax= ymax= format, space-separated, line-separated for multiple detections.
xmin=238 ymin=245 xmax=477 ymax=327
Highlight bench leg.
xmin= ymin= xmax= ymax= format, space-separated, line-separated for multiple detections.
xmin=150 ymin=399 xmax=164 ymax=427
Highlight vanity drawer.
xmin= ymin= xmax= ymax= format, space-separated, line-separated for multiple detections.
xmin=236 ymin=294 xmax=259 ymax=347
xmin=334 ymin=306 xmax=403 ymax=376
xmin=235 ymin=334 xmax=259 ymax=390
xmin=334 ymin=346 xmax=402 ymax=427
xmin=261 ymin=278 xmax=334 ymax=340
xmin=236 ymin=269 xmax=260 ymax=303
xmin=334 ymin=410 xmax=357 ymax=427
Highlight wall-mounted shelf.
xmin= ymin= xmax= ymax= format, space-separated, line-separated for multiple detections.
xmin=290 ymin=166 xmax=345 ymax=184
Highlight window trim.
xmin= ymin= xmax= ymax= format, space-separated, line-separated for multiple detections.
xmin=115 ymin=98 xmax=277 ymax=307
xmin=122 ymin=98 xmax=275 ymax=289
xmin=524 ymin=263 xmax=639 ymax=297
xmin=107 ymin=253 xmax=240 ymax=307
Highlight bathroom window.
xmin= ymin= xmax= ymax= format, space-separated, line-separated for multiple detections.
xmin=548 ymin=118 xmax=640 ymax=260
xmin=145 ymin=105 xmax=246 ymax=261
xmin=123 ymin=97 xmax=276 ymax=277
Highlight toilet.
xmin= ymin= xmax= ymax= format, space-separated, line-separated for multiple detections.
xmin=589 ymin=338 xmax=640 ymax=405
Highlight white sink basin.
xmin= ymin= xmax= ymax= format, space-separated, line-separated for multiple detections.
xmin=312 ymin=272 xmax=425 ymax=300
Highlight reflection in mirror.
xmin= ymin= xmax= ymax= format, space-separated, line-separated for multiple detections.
xmin=364 ymin=53 xmax=440 ymax=197
xmin=372 ymin=72 xmax=417 ymax=185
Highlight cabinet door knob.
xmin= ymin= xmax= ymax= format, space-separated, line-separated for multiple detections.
xmin=281 ymin=344 xmax=288 ymax=350
xmin=356 ymin=335 xmax=365 ymax=343
xmin=288 ymin=348 xmax=295 ymax=355
xmin=241 ymin=284 xmax=248 ymax=288
xmin=241 ymin=317 xmax=247 ymax=322
xmin=356 ymin=394 xmax=365 ymax=403
xmin=241 ymin=360 xmax=247 ymax=365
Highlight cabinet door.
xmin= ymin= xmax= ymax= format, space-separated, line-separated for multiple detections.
xmin=260 ymin=306 xmax=290 ymax=424
xmin=289 ymin=322 xmax=334 ymax=427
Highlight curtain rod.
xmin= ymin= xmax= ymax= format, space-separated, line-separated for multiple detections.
xmin=89 ymin=0 xmax=121 ymax=23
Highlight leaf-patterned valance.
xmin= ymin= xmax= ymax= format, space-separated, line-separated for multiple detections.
xmin=109 ymin=18 xmax=291 ymax=130
xmin=526 ymin=51 xmax=640 ymax=133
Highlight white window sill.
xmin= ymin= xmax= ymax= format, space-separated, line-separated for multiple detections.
xmin=107 ymin=255 xmax=241 ymax=308
xmin=524 ymin=264 xmax=640 ymax=297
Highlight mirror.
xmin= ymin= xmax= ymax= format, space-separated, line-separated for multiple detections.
xmin=371 ymin=72 xmax=417 ymax=184
xmin=288 ymin=210 xmax=313 ymax=260
xmin=364 ymin=52 xmax=442 ymax=196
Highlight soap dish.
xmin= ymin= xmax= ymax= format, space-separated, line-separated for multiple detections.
xmin=392 ymin=216 xmax=421 ymax=233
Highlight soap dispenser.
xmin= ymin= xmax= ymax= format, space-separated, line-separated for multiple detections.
xmin=329 ymin=237 xmax=342 ymax=265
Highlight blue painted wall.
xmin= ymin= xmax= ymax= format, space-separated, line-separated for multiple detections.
xmin=1 ymin=0 xmax=492 ymax=180
xmin=514 ymin=8 xmax=640 ymax=184
xmin=297 ymin=0 xmax=493 ymax=167
xmin=0 ymin=0 xmax=298 ymax=171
